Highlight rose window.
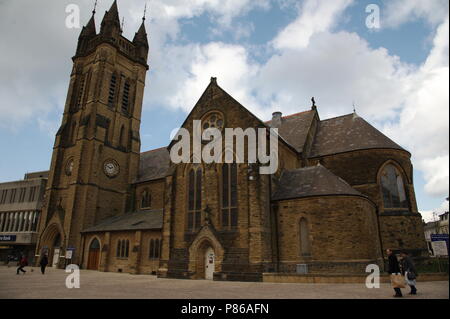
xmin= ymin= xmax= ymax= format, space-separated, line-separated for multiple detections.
xmin=202 ymin=112 xmax=224 ymax=131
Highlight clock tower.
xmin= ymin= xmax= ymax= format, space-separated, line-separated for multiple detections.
xmin=36 ymin=1 xmax=149 ymax=267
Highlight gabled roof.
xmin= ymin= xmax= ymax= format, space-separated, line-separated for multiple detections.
xmin=272 ymin=165 xmax=362 ymax=201
xmin=309 ymin=113 xmax=406 ymax=158
xmin=265 ymin=110 xmax=316 ymax=153
xmin=81 ymin=209 xmax=163 ymax=233
xmin=167 ymin=78 xmax=299 ymax=155
xmin=136 ymin=147 xmax=170 ymax=183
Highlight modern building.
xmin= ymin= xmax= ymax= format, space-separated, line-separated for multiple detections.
xmin=33 ymin=1 xmax=428 ymax=281
xmin=0 ymin=171 xmax=48 ymax=264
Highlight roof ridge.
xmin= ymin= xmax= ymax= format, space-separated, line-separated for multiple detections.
xmin=319 ymin=113 xmax=354 ymax=123
xmin=281 ymin=110 xmax=313 ymax=120
xmin=140 ymin=146 xmax=167 ymax=155
xmin=264 ymin=109 xmax=313 ymax=123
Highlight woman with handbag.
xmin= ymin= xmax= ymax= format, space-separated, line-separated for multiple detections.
xmin=400 ymin=251 xmax=418 ymax=295
xmin=387 ymin=249 xmax=404 ymax=297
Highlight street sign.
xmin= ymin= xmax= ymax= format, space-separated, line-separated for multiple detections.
xmin=431 ymin=234 xmax=449 ymax=256
xmin=431 ymin=241 xmax=448 ymax=256
xmin=0 ymin=235 xmax=17 ymax=242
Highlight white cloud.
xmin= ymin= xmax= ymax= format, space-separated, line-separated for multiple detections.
xmin=421 ymin=200 xmax=449 ymax=222
xmin=0 ymin=0 xmax=448 ymax=205
xmin=383 ymin=17 xmax=449 ymax=198
xmin=147 ymin=42 xmax=259 ymax=114
xmin=149 ymin=0 xmax=448 ymax=202
xmin=0 ymin=0 xmax=268 ymax=131
xmin=383 ymin=0 xmax=449 ymax=28
xmin=272 ymin=0 xmax=353 ymax=50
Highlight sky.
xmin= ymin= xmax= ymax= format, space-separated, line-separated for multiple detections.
xmin=0 ymin=0 xmax=448 ymax=221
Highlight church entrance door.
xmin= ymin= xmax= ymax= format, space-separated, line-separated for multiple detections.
xmin=51 ymin=233 xmax=62 ymax=268
xmin=87 ymin=238 xmax=101 ymax=270
xmin=205 ymin=247 xmax=215 ymax=280
xmin=52 ymin=248 xmax=60 ymax=267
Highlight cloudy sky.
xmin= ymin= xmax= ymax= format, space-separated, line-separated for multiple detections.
xmin=0 ymin=0 xmax=448 ymax=221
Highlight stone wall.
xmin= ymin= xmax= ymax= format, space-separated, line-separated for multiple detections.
xmin=275 ymin=195 xmax=383 ymax=274
xmin=309 ymin=149 xmax=428 ymax=257
xmin=82 ymin=230 xmax=161 ymax=274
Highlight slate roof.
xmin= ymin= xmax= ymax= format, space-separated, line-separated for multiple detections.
xmin=272 ymin=165 xmax=362 ymax=201
xmin=136 ymin=147 xmax=170 ymax=183
xmin=265 ymin=110 xmax=316 ymax=153
xmin=81 ymin=209 xmax=163 ymax=233
xmin=309 ymin=113 xmax=406 ymax=158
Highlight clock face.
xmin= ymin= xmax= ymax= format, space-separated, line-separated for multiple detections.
xmin=103 ymin=159 xmax=119 ymax=178
xmin=65 ymin=158 xmax=74 ymax=176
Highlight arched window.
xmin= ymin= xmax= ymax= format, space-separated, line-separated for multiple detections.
xmin=108 ymin=74 xmax=117 ymax=108
xmin=76 ymin=74 xmax=86 ymax=110
xmin=149 ymin=238 xmax=161 ymax=259
xmin=221 ymin=163 xmax=238 ymax=229
xmin=90 ymin=238 xmax=100 ymax=250
xmin=380 ymin=164 xmax=409 ymax=209
xmin=116 ymin=239 xmax=130 ymax=259
xmin=69 ymin=121 xmax=77 ymax=145
xmin=149 ymin=239 xmax=154 ymax=259
xmin=187 ymin=166 xmax=202 ymax=233
xmin=121 ymin=80 xmax=130 ymax=114
xmin=116 ymin=240 xmax=121 ymax=257
xmin=299 ymin=218 xmax=311 ymax=256
xmin=119 ymin=125 xmax=126 ymax=148
xmin=155 ymin=239 xmax=160 ymax=258
xmin=125 ymin=240 xmax=129 ymax=258
xmin=141 ymin=190 xmax=151 ymax=209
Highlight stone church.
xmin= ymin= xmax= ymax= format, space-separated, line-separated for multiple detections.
xmin=36 ymin=1 xmax=427 ymax=281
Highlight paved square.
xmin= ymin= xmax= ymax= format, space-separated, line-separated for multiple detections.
xmin=0 ymin=266 xmax=448 ymax=299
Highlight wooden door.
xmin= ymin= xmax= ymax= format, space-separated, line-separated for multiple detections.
xmin=87 ymin=238 xmax=101 ymax=270
xmin=87 ymin=249 xmax=100 ymax=270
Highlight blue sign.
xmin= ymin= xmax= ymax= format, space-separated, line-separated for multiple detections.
xmin=0 ymin=235 xmax=17 ymax=242
xmin=431 ymin=234 xmax=449 ymax=241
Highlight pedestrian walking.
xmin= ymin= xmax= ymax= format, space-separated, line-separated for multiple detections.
xmin=400 ymin=251 xmax=418 ymax=295
xmin=39 ymin=254 xmax=49 ymax=275
xmin=387 ymin=249 xmax=404 ymax=297
xmin=16 ymin=255 xmax=28 ymax=275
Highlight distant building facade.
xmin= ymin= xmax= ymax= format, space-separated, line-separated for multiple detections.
xmin=0 ymin=171 xmax=48 ymax=264
xmin=424 ymin=212 xmax=449 ymax=255
xmin=30 ymin=1 xmax=428 ymax=281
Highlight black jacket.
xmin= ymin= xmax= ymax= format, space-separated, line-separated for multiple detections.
xmin=40 ymin=256 xmax=49 ymax=266
xmin=401 ymin=256 xmax=417 ymax=275
xmin=388 ymin=254 xmax=401 ymax=274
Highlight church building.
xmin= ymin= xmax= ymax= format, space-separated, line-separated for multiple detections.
xmin=35 ymin=1 xmax=428 ymax=281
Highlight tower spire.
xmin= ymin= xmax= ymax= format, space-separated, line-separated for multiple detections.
xmin=100 ymin=0 xmax=121 ymax=35
xmin=143 ymin=3 xmax=147 ymax=21
xmin=93 ymin=0 xmax=98 ymax=16
xmin=133 ymin=3 xmax=149 ymax=63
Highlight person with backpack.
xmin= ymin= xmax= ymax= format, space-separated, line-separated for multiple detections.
xmin=16 ymin=255 xmax=28 ymax=275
